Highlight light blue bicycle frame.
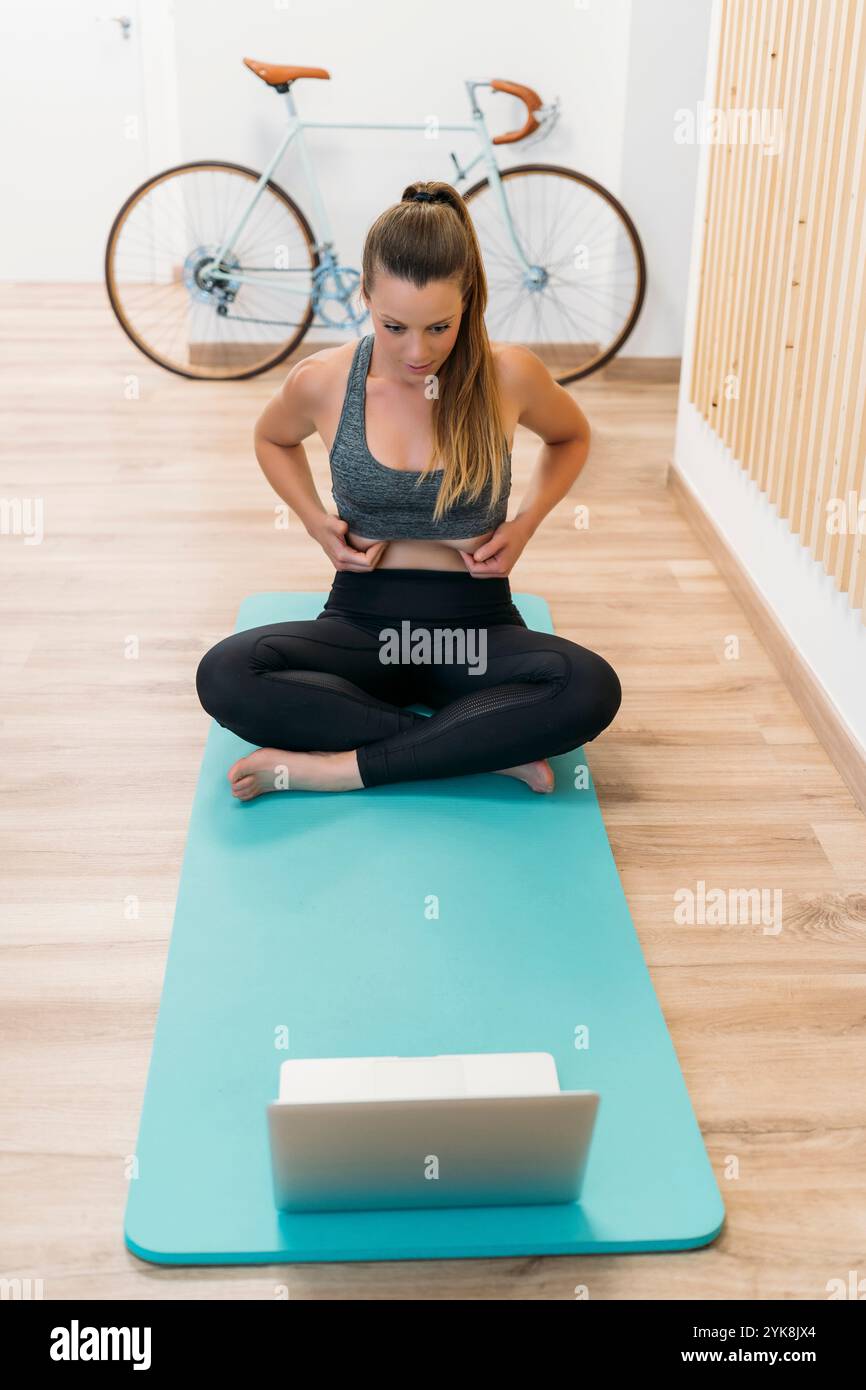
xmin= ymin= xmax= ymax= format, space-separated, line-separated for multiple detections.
xmin=203 ymin=79 xmax=555 ymax=329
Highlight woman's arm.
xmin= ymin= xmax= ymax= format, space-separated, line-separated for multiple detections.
xmin=504 ymin=346 xmax=591 ymax=539
xmin=459 ymin=347 xmax=591 ymax=576
xmin=254 ymin=358 xmax=385 ymax=570
xmin=253 ymin=358 xmax=331 ymax=537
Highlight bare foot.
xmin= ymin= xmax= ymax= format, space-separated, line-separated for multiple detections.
xmin=493 ymin=757 xmax=555 ymax=793
xmin=228 ymin=748 xmax=555 ymax=800
xmin=228 ymin=747 xmax=362 ymax=800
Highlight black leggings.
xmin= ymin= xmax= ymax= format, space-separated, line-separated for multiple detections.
xmin=195 ymin=569 xmax=622 ymax=789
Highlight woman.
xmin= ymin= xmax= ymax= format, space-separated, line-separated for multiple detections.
xmin=195 ymin=180 xmax=622 ymax=798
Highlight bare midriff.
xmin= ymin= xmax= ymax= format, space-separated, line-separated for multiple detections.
xmin=345 ymin=530 xmax=497 ymax=572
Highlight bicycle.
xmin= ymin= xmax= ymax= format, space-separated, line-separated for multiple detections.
xmin=105 ymin=59 xmax=646 ymax=385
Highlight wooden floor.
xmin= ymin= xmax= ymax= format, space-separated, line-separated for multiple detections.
xmin=2 ymin=285 xmax=864 ymax=1301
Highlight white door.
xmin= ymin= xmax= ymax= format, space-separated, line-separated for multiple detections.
xmin=0 ymin=0 xmax=175 ymax=280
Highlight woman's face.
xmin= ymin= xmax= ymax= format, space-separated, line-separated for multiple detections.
xmin=363 ymin=273 xmax=464 ymax=377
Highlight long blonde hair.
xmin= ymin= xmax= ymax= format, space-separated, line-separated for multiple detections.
xmin=361 ymin=179 xmax=507 ymax=525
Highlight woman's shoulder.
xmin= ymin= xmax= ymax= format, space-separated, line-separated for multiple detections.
xmin=490 ymin=341 xmax=590 ymax=445
xmin=284 ymin=339 xmax=355 ymax=398
xmin=491 ymin=340 xmax=549 ymax=386
xmin=490 ymin=341 xmax=551 ymax=419
xmin=275 ymin=339 xmax=358 ymax=430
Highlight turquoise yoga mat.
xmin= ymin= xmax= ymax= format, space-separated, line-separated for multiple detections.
xmin=125 ymin=591 xmax=724 ymax=1264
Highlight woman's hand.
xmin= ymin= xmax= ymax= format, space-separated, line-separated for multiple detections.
xmin=309 ymin=514 xmax=387 ymax=572
xmin=457 ymin=516 xmax=534 ymax=577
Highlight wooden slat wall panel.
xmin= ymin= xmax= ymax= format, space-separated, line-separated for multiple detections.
xmin=748 ymin=0 xmax=811 ymax=504
xmin=689 ymin=0 xmax=866 ymax=620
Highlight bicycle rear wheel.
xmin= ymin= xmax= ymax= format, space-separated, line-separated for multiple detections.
xmin=463 ymin=163 xmax=647 ymax=384
xmin=105 ymin=161 xmax=318 ymax=380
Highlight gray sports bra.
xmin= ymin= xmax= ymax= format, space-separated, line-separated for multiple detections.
xmin=329 ymin=333 xmax=511 ymax=540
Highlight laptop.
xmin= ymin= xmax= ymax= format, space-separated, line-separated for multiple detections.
xmin=267 ymin=1052 xmax=599 ymax=1213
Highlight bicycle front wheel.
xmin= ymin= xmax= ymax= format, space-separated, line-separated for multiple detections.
xmin=105 ymin=161 xmax=318 ymax=380
xmin=463 ymin=163 xmax=647 ymax=384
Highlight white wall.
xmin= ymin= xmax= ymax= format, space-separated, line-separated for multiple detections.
xmin=621 ymin=0 xmax=714 ymax=356
xmin=2 ymin=0 xmax=713 ymax=357
xmin=673 ymin=0 xmax=866 ymax=753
